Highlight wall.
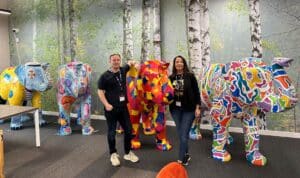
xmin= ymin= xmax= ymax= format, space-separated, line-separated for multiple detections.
xmin=0 ymin=0 xmax=10 ymax=71
xmin=7 ymin=0 xmax=300 ymax=132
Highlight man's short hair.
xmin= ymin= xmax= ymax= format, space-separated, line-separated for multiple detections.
xmin=109 ymin=54 xmax=121 ymax=60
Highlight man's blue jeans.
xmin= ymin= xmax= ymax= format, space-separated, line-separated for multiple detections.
xmin=171 ymin=109 xmax=195 ymax=161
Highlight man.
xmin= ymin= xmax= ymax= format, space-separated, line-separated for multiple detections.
xmin=98 ymin=54 xmax=139 ymax=166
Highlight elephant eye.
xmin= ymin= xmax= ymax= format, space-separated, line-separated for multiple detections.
xmin=246 ymin=72 xmax=252 ymax=80
xmin=257 ymin=72 xmax=262 ymax=79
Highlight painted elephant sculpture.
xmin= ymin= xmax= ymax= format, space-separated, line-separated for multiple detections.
xmin=190 ymin=57 xmax=297 ymax=166
xmin=0 ymin=62 xmax=52 ymax=129
xmin=57 ymin=61 xmax=94 ymax=136
xmin=127 ymin=60 xmax=174 ymax=151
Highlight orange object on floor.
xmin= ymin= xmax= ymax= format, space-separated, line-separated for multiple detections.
xmin=156 ymin=162 xmax=188 ymax=178
xmin=0 ymin=130 xmax=4 ymax=178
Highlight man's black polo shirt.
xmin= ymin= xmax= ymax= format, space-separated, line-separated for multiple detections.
xmin=98 ymin=65 xmax=129 ymax=109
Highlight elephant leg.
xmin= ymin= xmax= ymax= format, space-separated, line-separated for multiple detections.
xmin=154 ymin=105 xmax=172 ymax=151
xmin=32 ymin=91 xmax=47 ymax=126
xmin=116 ymin=122 xmax=124 ymax=134
xmin=226 ymin=120 xmax=234 ymax=145
xmin=128 ymin=104 xmax=141 ymax=150
xmin=10 ymin=115 xmax=23 ymax=130
xmin=210 ymin=98 xmax=232 ymax=162
xmin=80 ymin=96 xmax=94 ymax=136
xmin=211 ymin=118 xmax=231 ymax=162
xmin=10 ymin=100 xmax=28 ymax=130
xmin=189 ymin=117 xmax=202 ymax=140
xmin=58 ymin=96 xmax=77 ymax=135
xmin=142 ymin=111 xmax=155 ymax=135
xmin=0 ymin=97 xmax=7 ymax=124
xmin=58 ymin=105 xmax=72 ymax=135
xmin=242 ymin=116 xmax=267 ymax=166
xmin=20 ymin=100 xmax=31 ymax=123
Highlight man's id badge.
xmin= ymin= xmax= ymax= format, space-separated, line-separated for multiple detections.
xmin=176 ymin=101 xmax=181 ymax=107
xmin=119 ymin=95 xmax=125 ymax=102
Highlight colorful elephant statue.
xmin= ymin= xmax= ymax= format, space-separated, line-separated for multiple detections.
xmin=191 ymin=57 xmax=297 ymax=166
xmin=0 ymin=62 xmax=52 ymax=129
xmin=127 ymin=60 xmax=174 ymax=151
xmin=57 ymin=61 xmax=94 ymax=136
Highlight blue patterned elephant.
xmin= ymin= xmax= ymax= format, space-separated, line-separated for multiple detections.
xmin=56 ymin=61 xmax=94 ymax=136
xmin=0 ymin=62 xmax=52 ymax=129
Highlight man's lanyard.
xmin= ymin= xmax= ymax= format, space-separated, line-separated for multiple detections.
xmin=114 ymin=70 xmax=123 ymax=92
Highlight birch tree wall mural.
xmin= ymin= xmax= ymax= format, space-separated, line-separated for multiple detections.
xmin=141 ymin=0 xmax=152 ymax=62
xmin=185 ymin=0 xmax=202 ymax=76
xmin=153 ymin=0 xmax=161 ymax=60
xmin=61 ymin=0 xmax=68 ymax=63
xmin=200 ymin=0 xmax=210 ymax=67
xmin=248 ymin=0 xmax=266 ymax=129
xmin=248 ymin=0 xmax=262 ymax=58
xmin=68 ymin=0 xmax=76 ymax=61
xmin=32 ymin=0 xmax=38 ymax=62
xmin=56 ymin=0 xmax=63 ymax=64
xmin=123 ymin=0 xmax=134 ymax=61
xmin=6 ymin=0 xmax=300 ymax=132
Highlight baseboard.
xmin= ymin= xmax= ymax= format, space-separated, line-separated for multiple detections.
xmin=43 ymin=111 xmax=300 ymax=139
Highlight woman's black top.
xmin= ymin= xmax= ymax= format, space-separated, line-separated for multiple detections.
xmin=169 ymin=72 xmax=201 ymax=112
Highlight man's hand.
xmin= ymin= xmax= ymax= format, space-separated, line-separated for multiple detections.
xmin=105 ymin=103 xmax=113 ymax=111
xmin=128 ymin=60 xmax=140 ymax=69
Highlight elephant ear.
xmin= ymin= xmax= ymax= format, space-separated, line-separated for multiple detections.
xmin=15 ymin=65 xmax=26 ymax=86
xmin=272 ymin=57 xmax=293 ymax=67
xmin=41 ymin=63 xmax=50 ymax=70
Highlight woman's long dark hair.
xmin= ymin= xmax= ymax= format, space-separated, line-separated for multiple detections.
xmin=171 ymin=55 xmax=190 ymax=77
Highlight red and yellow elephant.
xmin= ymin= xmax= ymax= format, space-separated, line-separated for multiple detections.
xmin=126 ymin=60 xmax=174 ymax=151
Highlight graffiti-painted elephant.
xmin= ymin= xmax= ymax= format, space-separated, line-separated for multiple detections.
xmin=57 ymin=61 xmax=94 ymax=136
xmin=127 ymin=60 xmax=174 ymax=151
xmin=192 ymin=57 xmax=297 ymax=166
xmin=0 ymin=62 xmax=52 ymax=129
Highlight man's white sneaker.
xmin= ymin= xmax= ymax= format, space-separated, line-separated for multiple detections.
xmin=123 ymin=151 xmax=139 ymax=163
xmin=110 ymin=153 xmax=120 ymax=166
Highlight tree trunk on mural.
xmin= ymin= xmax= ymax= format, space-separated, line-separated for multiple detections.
xmin=248 ymin=0 xmax=266 ymax=130
xmin=123 ymin=0 xmax=133 ymax=61
xmin=200 ymin=0 xmax=210 ymax=67
xmin=56 ymin=0 xmax=64 ymax=64
xmin=61 ymin=0 xmax=67 ymax=63
xmin=184 ymin=0 xmax=191 ymax=61
xmin=32 ymin=0 xmax=38 ymax=62
xmin=68 ymin=0 xmax=76 ymax=61
xmin=141 ymin=0 xmax=152 ymax=62
xmin=248 ymin=0 xmax=262 ymax=58
xmin=186 ymin=0 xmax=202 ymax=75
xmin=153 ymin=0 xmax=161 ymax=60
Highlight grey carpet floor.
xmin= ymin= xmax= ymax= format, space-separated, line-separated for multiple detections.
xmin=0 ymin=116 xmax=300 ymax=178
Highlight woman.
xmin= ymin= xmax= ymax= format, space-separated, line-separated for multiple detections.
xmin=169 ymin=55 xmax=201 ymax=165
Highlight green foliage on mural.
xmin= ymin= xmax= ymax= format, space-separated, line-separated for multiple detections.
xmin=261 ymin=39 xmax=283 ymax=57
xmin=210 ymin=32 xmax=224 ymax=51
xmin=176 ymin=41 xmax=188 ymax=58
xmin=35 ymin=32 xmax=60 ymax=111
xmin=226 ymin=0 xmax=248 ymax=16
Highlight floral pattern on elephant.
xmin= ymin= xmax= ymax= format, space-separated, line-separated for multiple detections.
xmin=0 ymin=62 xmax=52 ymax=129
xmin=126 ymin=60 xmax=174 ymax=151
xmin=191 ymin=57 xmax=297 ymax=166
xmin=57 ymin=61 xmax=94 ymax=136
